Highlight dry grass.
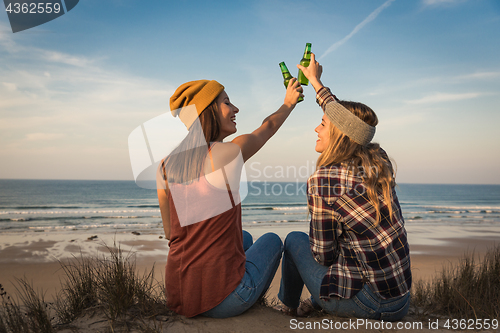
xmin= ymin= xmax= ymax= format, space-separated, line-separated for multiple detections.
xmin=0 ymin=279 xmax=54 ymax=333
xmin=0 ymin=241 xmax=173 ymax=333
xmin=412 ymin=244 xmax=500 ymax=319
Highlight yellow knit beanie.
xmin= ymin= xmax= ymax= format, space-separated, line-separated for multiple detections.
xmin=169 ymin=80 xmax=225 ymax=129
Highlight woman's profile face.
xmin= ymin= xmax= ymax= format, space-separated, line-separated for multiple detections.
xmin=216 ymin=90 xmax=239 ymax=141
xmin=315 ymin=114 xmax=331 ymax=153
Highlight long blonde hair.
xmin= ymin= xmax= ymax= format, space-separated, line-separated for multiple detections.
xmin=317 ymin=101 xmax=396 ymax=224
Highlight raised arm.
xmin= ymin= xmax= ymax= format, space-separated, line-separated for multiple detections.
xmin=232 ymin=78 xmax=303 ymax=162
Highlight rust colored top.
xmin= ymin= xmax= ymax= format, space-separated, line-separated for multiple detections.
xmin=164 ymin=168 xmax=245 ymax=317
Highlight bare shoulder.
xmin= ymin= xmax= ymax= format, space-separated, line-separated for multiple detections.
xmin=207 ymin=142 xmax=242 ymax=170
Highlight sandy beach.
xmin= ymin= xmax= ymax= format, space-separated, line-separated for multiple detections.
xmin=1 ymin=223 xmax=499 ymax=332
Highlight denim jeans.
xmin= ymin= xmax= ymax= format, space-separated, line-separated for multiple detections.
xmin=202 ymin=230 xmax=283 ymax=318
xmin=278 ymin=231 xmax=410 ymax=322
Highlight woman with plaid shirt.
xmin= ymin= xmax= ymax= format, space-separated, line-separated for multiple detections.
xmin=277 ymin=54 xmax=412 ymax=321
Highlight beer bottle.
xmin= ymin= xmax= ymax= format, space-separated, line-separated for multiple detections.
xmin=297 ymin=43 xmax=312 ymax=86
xmin=279 ymin=62 xmax=303 ymax=103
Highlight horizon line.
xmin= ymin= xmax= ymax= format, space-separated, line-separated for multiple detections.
xmin=0 ymin=178 xmax=499 ymax=186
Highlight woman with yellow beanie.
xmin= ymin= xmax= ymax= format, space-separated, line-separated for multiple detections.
xmin=157 ymin=78 xmax=303 ymax=318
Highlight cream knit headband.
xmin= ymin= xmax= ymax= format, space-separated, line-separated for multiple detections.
xmin=324 ymin=101 xmax=376 ymax=146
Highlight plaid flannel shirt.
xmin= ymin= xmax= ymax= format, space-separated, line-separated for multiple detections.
xmin=308 ymin=88 xmax=412 ymax=300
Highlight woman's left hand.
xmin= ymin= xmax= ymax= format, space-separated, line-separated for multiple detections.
xmin=297 ymin=53 xmax=324 ymax=92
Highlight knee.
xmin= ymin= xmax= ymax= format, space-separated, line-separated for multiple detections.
xmin=243 ymin=230 xmax=252 ymax=238
xmin=284 ymin=231 xmax=308 ymax=250
xmin=261 ymin=232 xmax=284 ymax=252
xmin=242 ymin=230 xmax=253 ymax=250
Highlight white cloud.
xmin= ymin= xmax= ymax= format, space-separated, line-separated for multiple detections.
xmin=25 ymin=133 xmax=65 ymax=141
xmin=365 ymin=69 xmax=500 ymax=99
xmin=41 ymin=50 xmax=94 ymax=68
xmin=2 ymin=82 xmax=17 ymax=92
xmin=319 ymin=0 xmax=396 ymax=60
xmin=455 ymin=71 xmax=500 ymax=80
xmin=0 ymin=30 xmax=177 ymax=179
xmin=379 ymin=113 xmax=426 ymax=127
xmin=406 ymin=92 xmax=482 ymax=104
xmin=0 ymin=42 xmax=174 ymax=117
xmin=422 ymin=0 xmax=467 ymax=6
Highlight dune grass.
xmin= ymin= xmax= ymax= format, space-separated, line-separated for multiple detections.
xmin=0 ymin=278 xmax=55 ymax=333
xmin=0 ymin=242 xmax=173 ymax=333
xmin=411 ymin=244 xmax=500 ymax=319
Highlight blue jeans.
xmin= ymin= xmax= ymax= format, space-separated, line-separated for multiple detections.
xmin=202 ymin=230 xmax=283 ymax=318
xmin=278 ymin=231 xmax=410 ymax=322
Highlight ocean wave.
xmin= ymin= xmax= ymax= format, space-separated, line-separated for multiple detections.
xmin=1 ymin=217 xmax=31 ymax=222
xmin=421 ymin=203 xmax=500 ymax=210
xmin=403 ymin=208 xmax=500 ymax=215
xmin=429 ymin=209 xmax=500 ymax=214
xmin=27 ymin=222 xmax=160 ymax=231
xmin=398 ymin=201 xmax=419 ymax=205
xmin=0 ymin=209 xmax=160 ymax=216
xmin=0 ymin=214 xmax=161 ymax=223
xmin=242 ymin=202 xmax=305 ymax=207
xmin=244 ymin=219 xmax=308 ymax=224
xmin=242 ymin=205 xmax=307 ymax=211
xmin=242 ymin=206 xmax=274 ymax=211
xmin=273 ymin=206 xmax=307 ymax=211
xmin=0 ymin=205 xmax=84 ymax=210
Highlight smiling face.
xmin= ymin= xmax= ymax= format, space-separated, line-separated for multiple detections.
xmin=215 ymin=90 xmax=239 ymax=141
xmin=315 ymin=114 xmax=331 ymax=153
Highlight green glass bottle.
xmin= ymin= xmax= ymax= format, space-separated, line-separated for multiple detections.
xmin=297 ymin=43 xmax=312 ymax=86
xmin=279 ymin=61 xmax=303 ymax=103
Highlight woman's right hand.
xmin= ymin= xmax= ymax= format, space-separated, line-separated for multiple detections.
xmin=297 ymin=53 xmax=324 ymax=92
xmin=232 ymin=78 xmax=301 ymax=162
xmin=284 ymin=77 xmax=303 ymax=108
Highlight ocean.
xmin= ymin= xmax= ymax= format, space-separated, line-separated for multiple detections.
xmin=1 ymin=179 xmax=500 ymax=234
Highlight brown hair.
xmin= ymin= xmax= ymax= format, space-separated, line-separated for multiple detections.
xmin=162 ymin=99 xmax=221 ymax=184
xmin=316 ymin=101 xmax=396 ymax=224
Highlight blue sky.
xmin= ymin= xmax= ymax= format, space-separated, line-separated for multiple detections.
xmin=1 ymin=0 xmax=499 ymax=184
